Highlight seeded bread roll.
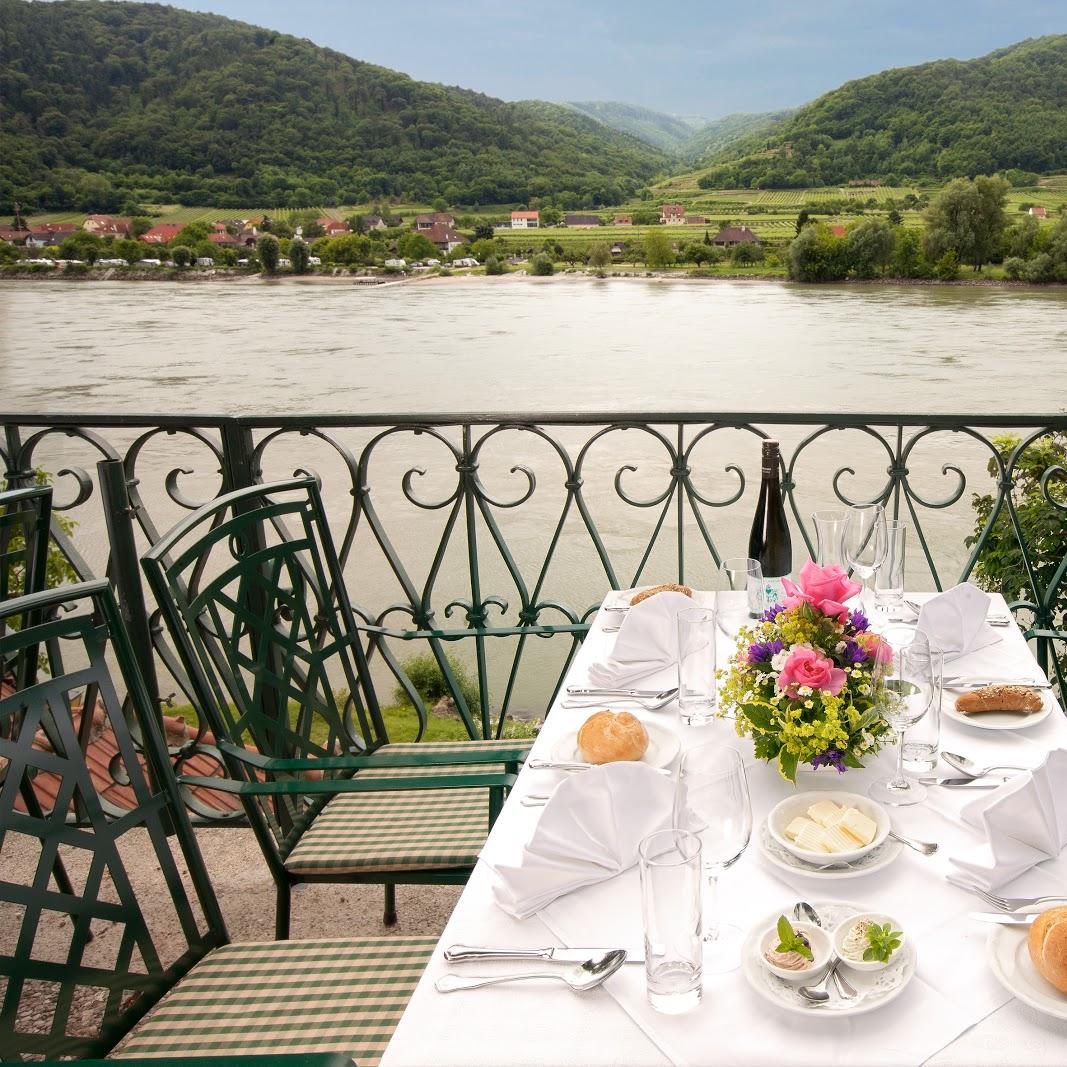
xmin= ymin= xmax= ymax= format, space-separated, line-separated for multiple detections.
xmin=1028 ymin=906 xmax=1067 ymax=994
xmin=577 ymin=710 xmax=650 ymax=764
xmin=630 ymin=583 xmax=693 ymax=606
xmin=955 ymin=685 xmax=1043 ymax=714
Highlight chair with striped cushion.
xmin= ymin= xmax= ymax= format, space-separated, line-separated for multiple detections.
xmin=0 ymin=580 xmax=433 ymax=1066
xmin=141 ymin=477 xmax=530 ymax=938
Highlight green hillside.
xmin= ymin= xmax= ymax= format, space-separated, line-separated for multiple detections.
xmin=678 ymin=110 xmax=793 ymax=163
xmin=697 ymin=35 xmax=1067 ymax=188
xmin=565 ymin=101 xmax=705 ymax=153
xmin=0 ymin=0 xmax=668 ymax=212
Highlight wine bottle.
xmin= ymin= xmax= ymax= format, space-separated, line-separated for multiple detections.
xmin=748 ymin=440 xmax=792 ymax=607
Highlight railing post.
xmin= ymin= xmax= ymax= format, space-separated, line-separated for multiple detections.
xmin=4 ymin=425 xmax=34 ymax=492
xmin=97 ymin=458 xmax=162 ymax=716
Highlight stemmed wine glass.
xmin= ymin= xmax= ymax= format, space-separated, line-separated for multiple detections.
xmin=868 ymin=628 xmax=940 ymax=806
xmin=716 ymin=557 xmax=765 ymax=639
xmin=674 ymin=745 xmax=752 ymax=972
xmin=843 ymin=503 xmax=887 ymax=612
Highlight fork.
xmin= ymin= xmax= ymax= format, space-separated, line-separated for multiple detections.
xmin=972 ymin=886 xmax=1067 ymax=911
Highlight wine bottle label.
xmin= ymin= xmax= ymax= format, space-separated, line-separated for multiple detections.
xmin=761 ymin=576 xmax=788 ymax=608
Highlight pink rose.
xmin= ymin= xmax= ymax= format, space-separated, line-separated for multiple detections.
xmin=855 ymin=631 xmax=893 ymax=665
xmin=781 ymin=560 xmax=862 ymax=622
xmin=776 ymin=646 xmax=847 ymax=697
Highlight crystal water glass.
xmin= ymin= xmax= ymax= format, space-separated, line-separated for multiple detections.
xmin=674 ymin=745 xmax=752 ymax=972
xmin=639 ymin=828 xmax=703 ymax=1015
xmin=811 ymin=510 xmax=849 ymax=569
xmin=843 ymin=503 xmax=887 ymax=608
xmin=716 ymin=556 xmax=764 ymax=638
xmin=874 ymin=519 xmax=907 ymax=621
xmin=677 ymin=607 xmax=717 ymax=727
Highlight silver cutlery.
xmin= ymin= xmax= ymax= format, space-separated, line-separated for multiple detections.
xmin=793 ymin=903 xmax=858 ymax=1002
xmin=561 ymin=691 xmax=676 ymax=711
xmin=972 ymin=887 xmax=1067 ymax=911
xmin=942 ymin=676 xmax=1051 ymax=689
xmin=434 ymin=949 xmax=626 ymax=993
xmin=566 ymin=686 xmax=678 ymax=700
xmin=918 ymin=776 xmax=1013 ymax=788
xmin=942 ymin=751 xmax=1028 ymax=778
xmin=968 ymin=912 xmax=1038 ymax=926
xmin=445 ymin=944 xmax=630 ymax=964
xmin=888 ymin=830 xmax=938 ymax=855
xmin=602 ymin=604 xmax=629 ymax=613
xmin=527 ymin=757 xmax=672 ymax=775
xmin=520 ymin=794 xmax=552 ymax=807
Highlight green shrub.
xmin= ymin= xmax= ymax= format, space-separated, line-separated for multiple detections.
xmin=530 ymin=254 xmax=554 ymax=276
xmin=933 ymin=251 xmax=959 ymax=280
xmin=1002 ymin=256 xmax=1027 ymax=280
xmin=394 ymin=650 xmax=480 ymax=711
xmin=484 ymin=256 xmax=505 ymax=275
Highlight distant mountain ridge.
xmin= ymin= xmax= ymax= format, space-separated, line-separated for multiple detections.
xmin=697 ymin=34 xmax=1067 ymax=187
xmin=679 ymin=110 xmax=795 ymax=163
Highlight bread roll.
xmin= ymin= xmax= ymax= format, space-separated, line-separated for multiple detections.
xmin=630 ymin=583 xmax=693 ymax=606
xmin=577 ymin=710 xmax=649 ymax=764
xmin=1027 ymin=906 xmax=1067 ymax=993
xmin=955 ymin=685 xmax=1043 ymax=714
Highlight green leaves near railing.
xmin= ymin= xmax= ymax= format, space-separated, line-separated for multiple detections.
xmin=392 ymin=650 xmax=480 ymax=715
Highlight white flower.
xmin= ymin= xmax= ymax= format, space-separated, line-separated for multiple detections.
xmin=797 ymin=685 xmax=813 ymax=697
xmin=803 ymin=699 xmax=814 ymax=709
xmin=771 ymin=649 xmax=790 ymax=671
xmin=835 ymin=641 xmax=847 ymax=654
xmin=858 ymin=684 xmax=871 ymax=696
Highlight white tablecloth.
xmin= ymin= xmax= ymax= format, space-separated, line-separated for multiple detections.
xmin=382 ymin=593 xmax=1067 ymax=1067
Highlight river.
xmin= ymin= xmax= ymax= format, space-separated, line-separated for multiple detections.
xmin=2 ymin=277 xmax=1065 ymax=718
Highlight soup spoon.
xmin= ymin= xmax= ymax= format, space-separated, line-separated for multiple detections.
xmin=435 ymin=949 xmax=626 ymax=993
xmin=941 ymin=751 xmax=1027 ymax=779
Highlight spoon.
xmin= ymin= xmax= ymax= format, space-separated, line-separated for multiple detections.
xmin=887 ymin=829 xmax=938 ymax=856
xmin=792 ymin=903 xmax=859 ymax=1002
xmin=942 ymin=751 xmax=1027 ymax=779
xmin=561 ymin=691 xmax=677 ymax=711
xmin=435 ymin=949 xmax=626 ymax=993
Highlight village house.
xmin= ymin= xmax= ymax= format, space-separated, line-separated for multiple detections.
xmin=610 ymin=242 xmax=625 ymax=258
xmin=511 ymin=210 xmax=540 ymax=229
xmin=83 ymin=215 xmax=132 ymax=236
xmin=613 ymin=215 xmax=632 ymax=225
xmin=415 ymin=212 xmax=455 ymax=230
xmin=364 ymin=215 xmax=389 ymax=231
xmin=711 ymin=224 xmax=762 ymax=247
xmin=419 ymin=224 xmax=465 ymax=254
xmin=207 ymin=231 xmax=243 ymax=249
xmin=141 ymin=223 xmax=185 ymax=244
xmin=0 ymin=226 xmax=29 ymax=244
xmin=1029 ymin=206 xmax=1048 ymax=218
xmin=830 ymin=225 xmax=848 ymax=238
xmin=25 ymin=223 xmax=79 ymax=246
xmin=685 ymin=215 xmax=706 ymax=226
xmin=564 ymin=214 xmax=602 ymax=228
xmin=319 ymin=219 xmax=350 ymax=236
xmin=660 ymin=203 xmax=686 ymax=224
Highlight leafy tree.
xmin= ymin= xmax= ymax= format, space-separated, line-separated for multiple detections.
xmin=58 ymin=231 xmax=100 ymax=264
xmin=113 ymin=238 xmax=144 ymax=265
xmin=933 ymin=250 xmax=960 ymax=280
xmin=530 ymin=253 xmax=554 ymax=276
xmin=397 ymin=232 xmax=437 ymax=261
xmin=75 ymin=172 xmax=120 ymax=212
xmin=289 ymin=237 xmax=310 ymax=273
xmin=632 ymin=210 xmax=659 ymax=225
xmin=731 ymin=241 xmax=764 ymax=265
xmin=0 ymin=241 xmax=19 ymax=264
xmin=846 ymin=218 xmax=895 ymax=278
xmin=484 ymin=256 xmax=505 ymax=275
xmin=1003 ymin=216 xmax=1044 ymax=259
xmin=1002 ymin=256 xmax=1027 ymax=280
xmin=890 ymin=227 xmax=932 ymax=278
xmin=587 ymin=242 xmax=611 ymax=269
xmin=539 ymin=206 xmax=562 ymax=226
xmin=887 ymin=208 xmax=903 ymax=225
xmin=643 ymin=230 xmax=675 ymax=269
xmin=703 ymin=228 xmax=712 ymax=245
xmin=923 ymin=175 xmax=1009 ymax=271
xmin=257 ymin=233 xmax=280 ymax=273
xmin=322 ymin=233 xmax=374 ymax=266
xmin=130 ymin=216 xmax=153 ymax=239
xmin=172 ymin=221 xmax=212 ymax=247
xmin=170 ymin=245 xmax=192 ymax=268
xmin=795 ymin=209 xmax=811 ymax=235
xmin=393 ymin=650 xmax=479 ymax=712
xmin=785 ymin=224 xmax=848 ymax=281
xmin=472 ymin=222 xmax=495 ymax=242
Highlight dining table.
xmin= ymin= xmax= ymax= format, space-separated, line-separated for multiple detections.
xmin=381 ymin=591 xmax=1067 ymax=1067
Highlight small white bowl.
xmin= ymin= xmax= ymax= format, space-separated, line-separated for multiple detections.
xmin=759 ymin=920 xmax=832 ymax=982
xmin=767 ymin=790 xmax=890 ymax=865
xmin=833 ymin=912 xmax=907 ymax=972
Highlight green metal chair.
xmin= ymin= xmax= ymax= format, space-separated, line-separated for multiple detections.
xmin=140 ymin=477 xmax=530 ymax=938
xmin=0 ymin=580 xmax=435 ymax=1065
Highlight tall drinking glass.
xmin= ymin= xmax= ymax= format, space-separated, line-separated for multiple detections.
xmin=869 ymin=628 xmax=937 ymax=806
xmin=716 ymin=557 xmax=765 ymax=638
xmin=811 ymin=510 xmax=849 ymax=570
xmin=677 ymin=607 xmax=717 ymax=727
xmin=874 ymin=520 xmax=907 ymax=621
xmin=843 ymin=503 xmax=887 ymax=610
xmin=674 ymin=745 xmax=752 ymax=972
xmin=639 ymin=828 xmax=703 ymax=1015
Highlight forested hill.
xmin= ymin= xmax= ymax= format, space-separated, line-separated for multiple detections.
xmin=0 ymin=0 xmax=667 ymax=212
xmin=678 ymin=111 xmax=793 ymax=164
xmin=698 ymin=35 xmax=1067 ymax=188
xmin=565 ymin=101 xmax=704 ymax=154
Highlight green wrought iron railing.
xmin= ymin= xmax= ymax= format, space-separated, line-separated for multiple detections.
xmin=3 ymin=412 xmax=1065 ymax=782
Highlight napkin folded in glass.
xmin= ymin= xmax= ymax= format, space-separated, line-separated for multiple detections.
xmin=949 ymin=748 xmax=1067 ymax=891
xmin=586 ymin=591 xmax=693 ymax=688
xmin=487 ymin=762 xmax=674 ymax=920
xmin=916 ymin=582 xmax=1001 ymax=662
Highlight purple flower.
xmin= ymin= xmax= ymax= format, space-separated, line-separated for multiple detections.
xmin=842 ymin=639 xmax=868 ymax=665
xmin=761 ymin=603 xmax=786 ymax=622
xmin=748 ymin=638 xmax=785 ymax=665
xmin=811 ymin=747 xmax=848 ymax=773
xmin=849 ymin=610 xmax=870 ymax=632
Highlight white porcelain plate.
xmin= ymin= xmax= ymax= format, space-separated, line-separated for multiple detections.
xmin=987 ymin=923 xmax=1067 ymax=1021
xmin=550 ymin=718 xmax=680 ymax=769
xmin=757 ymin=820 xmax=903 ymax=880
xmin=742 ymin=900 xmax=916 ymax=1016
xmin=942 ymin=687 xmax=1055 ymax=732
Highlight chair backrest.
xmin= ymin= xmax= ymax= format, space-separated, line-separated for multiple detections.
xmin=141 ymin=477 xmax=388 ymax=854
xmin=0 ymin=580 xmax=227 ymax=1061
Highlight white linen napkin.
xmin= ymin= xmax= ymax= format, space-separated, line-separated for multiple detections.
xmin=948 ymin=747 xmax=1067 ymax=891
xmin=487 ymin=762 xmax=674 ymax=920
xmin=917 ymin=582 xmax=1000 ymax=661
xmin=587 ymin=591 xmax=693 ymax=688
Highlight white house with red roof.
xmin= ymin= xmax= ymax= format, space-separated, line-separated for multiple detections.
xmin=660 ymin=203 xmax=686 ymax=224
xmin=83 ymin=215 xmax=132 ymax=236
xmin=511 ymin=210 xmax=540 ymax=229
xmin=1029 ymin=206 xmax=1048 ymax=218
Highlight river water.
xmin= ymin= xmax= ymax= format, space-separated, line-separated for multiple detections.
xmin=2 ymin=277 xmax=1065 ymax=717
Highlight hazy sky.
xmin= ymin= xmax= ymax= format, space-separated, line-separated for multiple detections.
xmin=156 ymin=0 xmax=1065 ymax=117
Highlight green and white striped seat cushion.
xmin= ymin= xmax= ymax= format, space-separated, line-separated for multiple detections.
xmin=116 ymin=936 xmax=435 ymax=1066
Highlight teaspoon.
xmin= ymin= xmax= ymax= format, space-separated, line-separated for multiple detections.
xmin=792 ymin=903 xmax=858 ymax=1002
xmin=435 ymin=949 xmax=626 ymax=993
xmin=941 ymin=751 xmax=1027 ymax=779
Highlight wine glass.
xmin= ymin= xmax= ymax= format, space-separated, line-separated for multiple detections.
xmin=716 ymin=557 xmax=765 ymax=638
xmin=843 ymin=503 xmax=887 ymax=611
xmin=868 ymin=628 xmax=939 ymax=806
xmin=674 ymin=745 xmax=752 ymax=971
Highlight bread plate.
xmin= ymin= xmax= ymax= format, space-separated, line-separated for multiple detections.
xmin=550 ymin=718 xmax=680 ymax=769
xmin=942 ymin=686 xmax=1054 ymax=732
xmin=987 ymin=923 xmax=1067 ymax=1021
xmin=757 ymin=820 xmax=903 ymax=880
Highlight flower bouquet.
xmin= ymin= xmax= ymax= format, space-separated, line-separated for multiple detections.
xmin=717 ymin=561 xmax=894 ymax=783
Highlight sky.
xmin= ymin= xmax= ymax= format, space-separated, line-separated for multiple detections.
xmin=150 ymin=0 xmax=1065 ymax=118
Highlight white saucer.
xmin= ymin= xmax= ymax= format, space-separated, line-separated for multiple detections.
xmin=942 ymin=687 xmax=1054 ymax=732
xmin=757 ymin=820 xmax=903 ymax=879
xmin=987 ymin=922 xmax=1067 ymax=1020
xmin=550 ymin=718 xmax=680 ymax=769
xmin=742 ymin=900 xmax=916 ymax=1016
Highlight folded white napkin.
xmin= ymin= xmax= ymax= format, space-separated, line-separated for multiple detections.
xmin=488 ymin=762 xmax=674 ymax=920
xmin=587 ymin=591 xmax=693 ymax=688
xmin=917 ymin=582 xmax=1000 ymax=662
xmin=949 ymin=748 xmax=1067 ymax=891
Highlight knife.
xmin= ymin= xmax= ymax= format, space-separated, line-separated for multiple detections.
xmin=918 ymin=776 xmax=1014 ymax=788
xmin=444 ymin=944 xmax=641 ymax=963
xmin=969 ymin=912 xmax=1038 ymax=926
xmin=942 ymin=677 xmax=1052 ymax=690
